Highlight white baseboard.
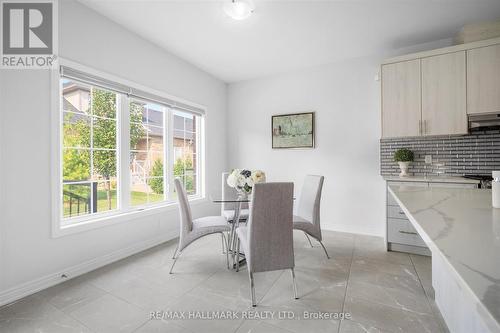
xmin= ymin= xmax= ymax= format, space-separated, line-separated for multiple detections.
xmin=0 ymin=231 xmax=177 ymax=307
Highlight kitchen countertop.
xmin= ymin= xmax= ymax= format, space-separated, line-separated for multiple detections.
xmin=383 ymin=175 xmax=481 ymax=184
xmin=388 ymin=185 xmax=500 ymax=332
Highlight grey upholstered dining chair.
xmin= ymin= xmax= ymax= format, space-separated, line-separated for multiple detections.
xmin=221 ymin=172 xmax=249 ymax=222
xmin=170 ymin=178 xmax=231 ymax=274
xmin=293 ymin=175 xmax=329 ymax=259
xmin=235 ymin=182 xmax=298 ymax=307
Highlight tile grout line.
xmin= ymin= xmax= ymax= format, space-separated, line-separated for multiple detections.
xmin=131 ymin=319 xmax=151 ymax=333
xmin=230 ymin=240 xmax=317 ymax=333
xmin=408 ymin=254 xmax=434 ymax=305
xmin=63 ymin=291 xmax=149 ymax=333
xmin=336 ymin=237 xmax=355 ymax=333
xmin=66 ymin=243 xmax=219 ymax=333
xmin=232 ymin=316 xmax=247 ymax=333
xmin=408 ymin=254 xmax=426 ymax=295
xmin=127 ymin=256 xmax=223 ymax=333
xmin=33 ymin=281 xmax=108 ymax=333
xmin=46 ymin=297 xmax=98 ymax=333
xmin=3 ymin=233 xmax=437 ymax=333
xmin=158 ymin=265 xmax=224 ymax=332
xmin=408 ymin=254 xmax=447 ymax=333
xmin=231 ymin=238 xmax=341 ymax=333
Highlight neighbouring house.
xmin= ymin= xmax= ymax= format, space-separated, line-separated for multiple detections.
xmin=63 ymin=81 xmax=196 ymax=194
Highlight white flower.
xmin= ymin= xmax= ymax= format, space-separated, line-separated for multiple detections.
xmin=246 ymin=177 xmax=255 ymax=187
xmin=226 ymin=169 xmax=265 ymax=194
xmin=236 ymin=173 xmax=247 ymax=188
xmin=251 ymin=170 xmax=266 ymax=184
xmin=227 ymin=172 xmax=237 ymax=188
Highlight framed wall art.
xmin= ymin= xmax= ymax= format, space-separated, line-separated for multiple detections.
xmin=271 ymin=112 xmax=315 ymax=149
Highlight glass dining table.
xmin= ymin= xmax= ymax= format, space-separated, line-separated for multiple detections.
xmin=210 ymin=195 xmax=249 ymax=269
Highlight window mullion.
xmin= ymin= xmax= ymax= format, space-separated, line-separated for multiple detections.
xmin=167 ymin=108 xmax=175 ymax=200
xmin=119 ymin=94 xmax=131 ymax=210
xmin=197 ymin=116 xmax=203 ymax=197
xmin=162 ymin=106 xmax=167 ymax=200
xmin=89 ymin=88 xmax=94 ymax=214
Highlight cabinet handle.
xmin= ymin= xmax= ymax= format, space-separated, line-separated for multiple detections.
xmin=399 ymin=230 xmax=418 ymax=235
xmin=398 ymin=210 xmax=405 ymax=215
xmin=424 ymin=120 xmax=428 ymax=134
xmin=419 ymin=120 xmax=422 ymax=135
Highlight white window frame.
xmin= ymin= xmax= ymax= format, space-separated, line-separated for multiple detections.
xmin=51 ymin=59 xmax=207 ymax=237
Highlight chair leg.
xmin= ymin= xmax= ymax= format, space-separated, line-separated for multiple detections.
xmin=221 ymin=232 xmax=229 ymax=269
xmin=291 ymin=268 xmax=299 ymax=300
xmin=303 ymin=232 xmax=314 ymax=248
xmin=172 ymin=244 xmax=179 ymax=259
xmin=318 ymin=240 xmax=330 ymax=259
xmin=229 ymin=223 xmax=236 ymax=265
xmin=232 ymin=231 xmax=239 ymax=267
xmin=169 ymin=251 xmax=182 ymax=274
xmin=249 ymin=271 xmax=256 ymax=307
xmin=236 ymin=238 xmax=240 ymax=272
xmin=221 ymin=233 xmax=226 ymax=254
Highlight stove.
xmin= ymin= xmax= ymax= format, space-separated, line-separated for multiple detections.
xmin=463 ymin=175 xmax=493 ymax=189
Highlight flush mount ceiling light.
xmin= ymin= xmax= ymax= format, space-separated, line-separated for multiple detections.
xmin=223 ymin=0 xmax=255 ymax=20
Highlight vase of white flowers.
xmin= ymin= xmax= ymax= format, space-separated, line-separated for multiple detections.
xmin=227 ymin=169 xmax=266 ymax=197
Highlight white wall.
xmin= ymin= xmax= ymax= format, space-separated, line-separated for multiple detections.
xmin=226 ymin=35 xmax=451 ymax=237
xmin=0 ymin=0 xmax=227 ymax=301
xmin=227 ymin=57 xmax=385 ymax=236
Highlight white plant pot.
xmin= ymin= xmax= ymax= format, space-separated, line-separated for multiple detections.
xmin=398 ymin=161 xmax=410 ymax=177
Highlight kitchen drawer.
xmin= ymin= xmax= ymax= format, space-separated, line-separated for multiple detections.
xmin=388 ymin=218 xmax=427 ymax=247
xmin=387 ymin=205 xmax=409 ymax=220
xmin=429 ymin=182 xmax=477 ymax=189
xmin=387 ymin=191 xmax=399 ymax=206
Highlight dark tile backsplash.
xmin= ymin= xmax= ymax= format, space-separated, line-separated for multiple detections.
xmin=380 ymin=129 xmax=500 ymax=176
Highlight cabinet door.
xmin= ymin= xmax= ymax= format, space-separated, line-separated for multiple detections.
xmin=467 ymin=44 xmax=500 ymax=114
xmin=382 ymin=60 xmax=421 ymax=138
xmin=422 ymin=51 xmax=467 ymax=136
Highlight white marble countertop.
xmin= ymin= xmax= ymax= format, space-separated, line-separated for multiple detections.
xmin=383 ymin=175 xmax=480 ymax=184
xmin=388 ymin=185 xmax=500 ymax=332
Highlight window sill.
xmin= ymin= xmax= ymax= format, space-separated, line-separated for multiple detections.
xmin=52 ymin=196 xmax=208 ymax=238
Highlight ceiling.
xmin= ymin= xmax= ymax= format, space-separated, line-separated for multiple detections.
xmin=79 ymin=0 xmax=500 ymax=83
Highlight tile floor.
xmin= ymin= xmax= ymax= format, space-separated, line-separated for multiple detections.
xmin=0 ymin=231 xmax=448 ymax=333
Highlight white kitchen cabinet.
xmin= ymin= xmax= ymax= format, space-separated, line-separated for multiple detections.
xmin=421 ymin=51 xmax=467 ymax=136
xmin=467 ymin=44 xmax=500 ymax=115
xmin=387 ymin=205 xmax=410 ymax=219
xmin=381 ymin=59 xmax=421 ymax=138
xmin=388 ymin=218 xmax=427 ymax=248
xmin=386 ymin=187 xmax=430 ymax=256
xmin=381 ymin=37 xmax=500 ymax=138
xmin=386 ymin=180 xmax=478 ymax=256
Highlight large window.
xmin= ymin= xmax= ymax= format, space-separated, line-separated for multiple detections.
xmin=129 ymin=99 xmax=166 ymax=206
xmin=173 ymin=111 xmax=198 ymax=196
xmin=62 ymin=81 xmax=118 ymax=218
xmin=59 ymin=67 xmax=204 ymax=226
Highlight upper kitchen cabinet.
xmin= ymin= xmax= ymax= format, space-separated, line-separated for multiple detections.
xmin=421 ymin=51 xmax=467 ymax=136
xmin=467 ymin=44 xmax=500 ymax=115
xmin=382 ymin=59 xmax=421 ymax=138
xmin=382 ymin=37 xmax=500 ymax=138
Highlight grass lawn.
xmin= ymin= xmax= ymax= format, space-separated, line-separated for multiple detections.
xmin=128 ymin=191 xmax=164 ymax=207
xmin=63 ymin=190 xmax=164 ymax=217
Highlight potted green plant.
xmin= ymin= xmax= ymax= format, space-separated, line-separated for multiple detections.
xmin=394 ymin=148 xmax=414 ymax=177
